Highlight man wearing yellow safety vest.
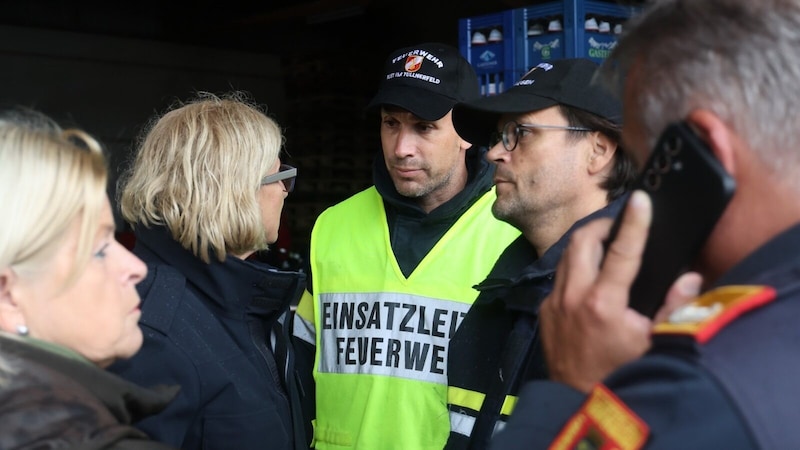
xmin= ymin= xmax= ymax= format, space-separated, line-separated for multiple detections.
xmin=444 ymin=58 xmax=637 ymax=449
xmin=291 ymin=42 xmax=520 ymax=449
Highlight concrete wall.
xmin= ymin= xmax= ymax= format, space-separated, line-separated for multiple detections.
xmin=0 ymin=25 xmax=285 ymax=226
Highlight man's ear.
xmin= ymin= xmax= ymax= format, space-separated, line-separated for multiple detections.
xmin=0 ymin=268 xmax=25 ymax=334
xmin=587 ymin=131 xmax=618 ymax=175
xmin=685 ymin=109 xmax=736 ymax=176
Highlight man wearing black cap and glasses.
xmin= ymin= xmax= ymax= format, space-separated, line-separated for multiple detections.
xmin=292 ymin=43 xmax=520 ymax=450
xmin=444 ymin=58 xmax=636 ymax=450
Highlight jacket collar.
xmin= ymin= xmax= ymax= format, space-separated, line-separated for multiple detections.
xmin=134 ymin=226 xmax=305 ymax=318
xmin=474 ymin=196 xmax=626 ymax=314
xmin=714 ymin=221 xmax=800 ymax=287
xmin=478 ymin=195 xmax=627 ymax=289
xmin=0 ymin=332 xmax=178 ymax=424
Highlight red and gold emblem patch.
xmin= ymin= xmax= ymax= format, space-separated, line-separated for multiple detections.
xmin=654 ymin=285 xmax=775 ymax=344
xmin=405 ymin=55 xmax=424 ymax=72
xmin=550 ymin=385 xmax=649 ymax=450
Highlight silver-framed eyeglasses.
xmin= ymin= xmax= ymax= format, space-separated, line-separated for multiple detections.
xmin=261 ymin=164 xmax=297 ymax=192
xmin=491 ymin=121 xmax=592 ymax=152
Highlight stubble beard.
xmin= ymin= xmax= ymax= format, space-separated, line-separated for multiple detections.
xmin=492 ymin=194 xmax=525 ymax=230
xmin=394 ymin=167 xmax=453 ymax=199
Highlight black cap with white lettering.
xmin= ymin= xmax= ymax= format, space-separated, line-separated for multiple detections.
xmin=453 ymin=58 xmax=621 ymax=146
xmin=366 ymin=42 xmax=480 ymax=121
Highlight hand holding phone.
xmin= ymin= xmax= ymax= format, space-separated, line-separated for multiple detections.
xmin=605 ymin=121 xmax=736 ymax=318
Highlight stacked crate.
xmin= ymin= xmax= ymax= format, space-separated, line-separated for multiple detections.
xmin=457 ymin=9 xmax=526 ymax=96
xmin=523 ymin=0 xmax=640 ymax=67
xmin=458 ymin=0 xmax=641 ymax=96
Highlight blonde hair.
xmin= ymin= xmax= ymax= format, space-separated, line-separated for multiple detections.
xmin=119 ymin=92 xmax=283 ymax=263
xmin=0 ymin=109 xmax=107 ymax=287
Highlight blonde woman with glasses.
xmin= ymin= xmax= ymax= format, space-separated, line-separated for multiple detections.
xmin=0 ymin=109 xmax=178 ymax=449
xmin=109 ymin=92 xmax=307 ymax=450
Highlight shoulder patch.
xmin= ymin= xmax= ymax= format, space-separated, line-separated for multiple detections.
xmin=550 ymin=384 xmax=648 ymax=450
xmin=653 ymin=285 xmax=776 ymax=344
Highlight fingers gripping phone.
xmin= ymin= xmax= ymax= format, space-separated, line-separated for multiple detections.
xmin=605 ymin=121 xmax=736 ymax=318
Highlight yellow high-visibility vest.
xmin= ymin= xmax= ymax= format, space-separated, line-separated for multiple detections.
xmin=296 ymin=186 xmax=520 ymax=450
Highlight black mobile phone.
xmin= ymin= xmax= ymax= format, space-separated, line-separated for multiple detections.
xmin=605 ymin=121 xmax=736 ymax=318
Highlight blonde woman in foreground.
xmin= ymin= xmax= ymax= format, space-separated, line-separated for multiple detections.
xmin=0 ymin=109 xmax=177 ymax=449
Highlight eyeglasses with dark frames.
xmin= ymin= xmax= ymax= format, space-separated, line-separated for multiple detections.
xmin=490 ymin=121 xmax=592 ymax=152
xmin=261 ymin=164 xmax=297 ymax=192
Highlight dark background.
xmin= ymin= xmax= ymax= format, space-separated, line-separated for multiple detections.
xmin=0 ymin=0 xmax=643 ymax=266
xmin=1 ymin=0 xmax=548 ymax=55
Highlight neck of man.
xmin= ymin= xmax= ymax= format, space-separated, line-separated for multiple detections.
xmin=698 ymin=163 xmax=800 ymax=287
xmin=521 ymin=189 xmax=610 ymax=258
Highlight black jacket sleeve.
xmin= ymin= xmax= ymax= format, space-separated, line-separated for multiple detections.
xmin=491 ymin=354 xmax=757 ymax=450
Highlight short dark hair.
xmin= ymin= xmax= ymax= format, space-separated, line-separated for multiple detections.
xmin=559 ymin=105 xmax=636 ymax=201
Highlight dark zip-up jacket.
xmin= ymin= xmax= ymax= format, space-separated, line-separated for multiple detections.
xmin=109 ymin=226 xmax=307 ymax=450
xmin=447 ymin=198 xmax=625 ymax=450
xmin=376 ymin=146 xmax=496 ymax=277
xmin=493 ymin=222 xmax=800 ymax=450
xmin=0 ymin=333 xmax=178 ymax=450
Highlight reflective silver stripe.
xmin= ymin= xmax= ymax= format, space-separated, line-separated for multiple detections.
xmin=494 ymin=419 xmax=507 ymax=435
xmin=449 ymin=410 xmax=508 ymax=438
xmin=292 ymin=314 xmax=316 ymax=345
xmin=318 ymin=292 xmax=471 ymax=385
xmin=450 ymin=410 xmax=476 ymax=437
xmin=274 ymin=311 xmax=287 ymax=350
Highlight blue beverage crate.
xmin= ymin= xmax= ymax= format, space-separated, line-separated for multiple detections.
xmin=459 ymin=1 xmax=642 ymax=96
xmin=523 ymin=0 xmax=641 ymax=67
xmin=458 ymin=9 xmax=526 ymax=96
xmin=523 ymin=2 xmax=567 ymax=67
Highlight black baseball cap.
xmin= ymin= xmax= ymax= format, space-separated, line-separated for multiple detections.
xmin=366 ymin=42 xmax=480 ymax=121
xmin=453 ymin=58 xmax=621 ymax=146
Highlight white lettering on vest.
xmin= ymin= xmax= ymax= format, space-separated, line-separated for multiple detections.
xmin=319 ymin=292 xmax=470 ymax=384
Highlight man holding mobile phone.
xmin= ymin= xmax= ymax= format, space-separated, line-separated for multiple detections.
xmin=444 ymin=58 xmax=637 ymax=450
xmin=493 ymin=0 xmax=800 ymax=448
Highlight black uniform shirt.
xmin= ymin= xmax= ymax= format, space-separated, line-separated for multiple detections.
xmin=492 ymin=222 xmax=800 ymax=449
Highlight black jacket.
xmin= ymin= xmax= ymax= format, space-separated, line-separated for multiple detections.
xmin=0 ymin=333 xmax=177 ymax=450
xmin=447 ymin=198 xmax=625 ymax=450
xmin=492 ymin=222 xmax=800 ymax=450
xmin=375 ymin=146 xmax=496 ymax=277
xmin=109 ymin=226 xmax=307 ymax=450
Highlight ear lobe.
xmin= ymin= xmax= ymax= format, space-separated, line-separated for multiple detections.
xmin=685 ymin=109 xmax=736 ymax=175
xmin=587 ymin=131 xmax=618 ymax=175
xmin=0 ymin=268 xmax=24 ymax=334
xmin=0 ymin=267 xmax=15 ymax=303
